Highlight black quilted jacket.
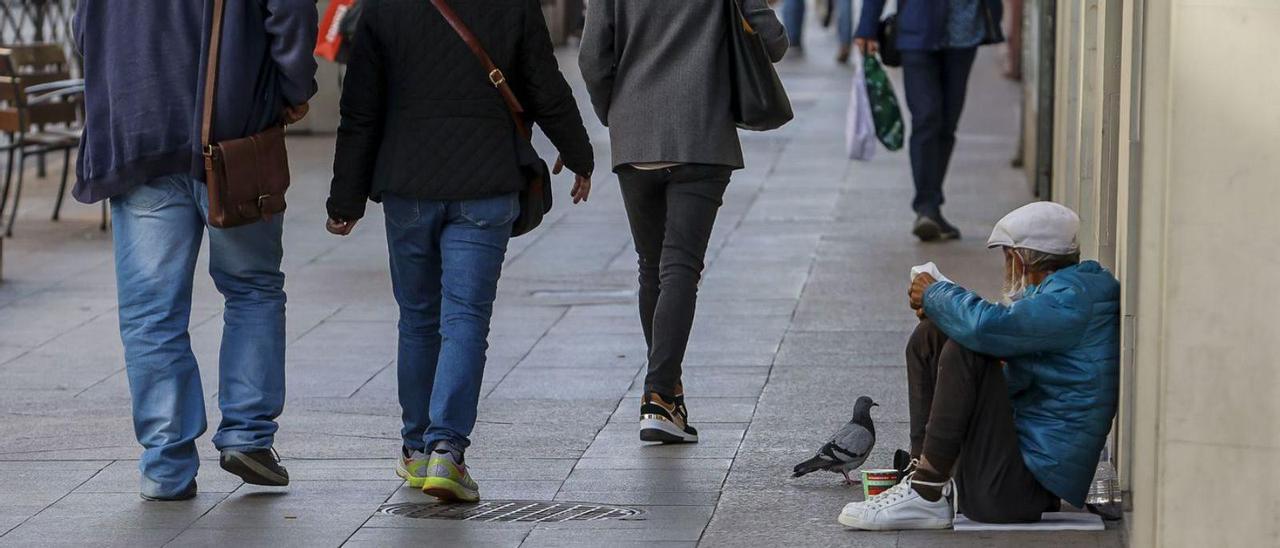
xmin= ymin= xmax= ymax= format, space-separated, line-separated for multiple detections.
xmin=327 ymin=0 xmax=594 ymax=220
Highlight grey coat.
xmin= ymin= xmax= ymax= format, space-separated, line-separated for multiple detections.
xmin=579 ymin=0 xmax=787 ymax=171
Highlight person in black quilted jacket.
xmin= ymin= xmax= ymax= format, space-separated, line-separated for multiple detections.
xmin=325 ymin=0 xmax=593 ymax=503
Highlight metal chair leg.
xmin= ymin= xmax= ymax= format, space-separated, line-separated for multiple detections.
xmin=52 ymin=147 xmax=70 ymax=221
xmin=5 ymin=151 xmax=27 ymax=237
xmin=0 ymin=146 xmax=15 ymax=225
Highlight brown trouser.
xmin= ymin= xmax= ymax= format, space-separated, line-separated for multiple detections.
xmin=906 ymin=320 xmax=1060 ymax=523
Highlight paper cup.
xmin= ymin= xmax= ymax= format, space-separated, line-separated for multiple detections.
xmin=861 ymin=469 xmax=900 ymax=498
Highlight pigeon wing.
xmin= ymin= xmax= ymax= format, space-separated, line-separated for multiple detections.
xmin=826 ymin=422 xmax=875 ymax=467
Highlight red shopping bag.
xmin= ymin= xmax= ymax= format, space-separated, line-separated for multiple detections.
xmin=315 ymin=0 xmax=358 ymax=62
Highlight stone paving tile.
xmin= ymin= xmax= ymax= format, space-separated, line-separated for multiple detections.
xmin=345 ymin=526 xmax=529 ymax=547
xmin=75 ymin=460 xmax=244 ymax=494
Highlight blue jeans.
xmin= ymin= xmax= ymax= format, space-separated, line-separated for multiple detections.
xmin=111 ymin=174 xmax=285 ymax=498
xmin=901 ymin=48 xmax=978 ymax=214
xmin=382 ymin=192 xmax=517 ymax=452
xmin=837 ymin=0 xmax=855 ymax=47
xmin=783 ymin=0 xmax=805 ymax=46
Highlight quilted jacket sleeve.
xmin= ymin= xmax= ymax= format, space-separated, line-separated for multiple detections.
xmin=328 ymin=2 xmax=385 ymax=221
xmin=515 ymin=0 xmax=594 ymax=176
xmin=922 ymin=280 xmax=1091 ymax=358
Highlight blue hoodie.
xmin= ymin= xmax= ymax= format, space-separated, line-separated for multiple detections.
xmin=923 ymin=261 xmax=1120 ymax=508
xmin=855 ymin=0 xmax=1003 ymax=51
xmin=73 ymin=0 xmax=318 ymax=203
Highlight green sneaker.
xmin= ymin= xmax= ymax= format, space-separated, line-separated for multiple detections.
xmin=421 ymin=441 xmax=479 ymax=503
xmin=395 ymin=446 xmax=429 ymax=488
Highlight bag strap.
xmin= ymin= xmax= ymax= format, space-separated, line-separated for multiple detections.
xmin=428 ymin=0 xmax=531 ymax=141
xmin=201 ymin=0 xmax=225 ymax=151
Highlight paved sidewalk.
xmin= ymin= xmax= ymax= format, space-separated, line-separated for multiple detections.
xmin=0 ymin=38 xmax=1122 ymax=547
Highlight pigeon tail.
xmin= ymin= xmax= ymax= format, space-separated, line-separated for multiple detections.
xmin=792 ymin=455 xmax=833 ymax=478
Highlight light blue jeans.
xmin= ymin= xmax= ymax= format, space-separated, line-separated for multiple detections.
xmin=784 ymin=0 xmax=856 ymax=48
xmin=783 ymin=0 xmax=805 ymax=46
xmin=111 ymin=174 xmax=285 ymax=498
xmin=382 ymin=192 xmax=517 ymax=453
xmin=838 ymin=0 xmax=855 ymax=47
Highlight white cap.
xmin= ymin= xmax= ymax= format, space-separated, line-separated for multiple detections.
xmin=986 ymin=201 xmax=1081 ymax=256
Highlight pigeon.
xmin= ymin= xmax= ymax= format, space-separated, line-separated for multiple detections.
xmin=791 ymin=396 xmax=877 ymax=484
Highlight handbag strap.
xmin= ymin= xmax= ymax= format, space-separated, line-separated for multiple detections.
xmin=201 ymin=0 xmax=225 ymax=151
xmin=428 ymin=0 xmax=531 ymax=141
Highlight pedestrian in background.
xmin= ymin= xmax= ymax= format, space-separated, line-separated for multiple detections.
xmin=579 ymin=0 xmax=787 ymax=445
xmin=782 ymin=0 xmax=805 ymax=50
xmin=855 ymin=0 xmax=1004 ymax=242
xmin=326 ymin=0 xmax=593 ymax=503
xmin=72 ymin=0 xmax=317 ymax=501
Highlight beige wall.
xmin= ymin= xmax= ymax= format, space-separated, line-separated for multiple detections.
xmin=1051 ymin=1 xmax=1280 ymax=546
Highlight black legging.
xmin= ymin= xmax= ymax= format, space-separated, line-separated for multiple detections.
xmin=618 ymin=164 xmax=731 ymax=397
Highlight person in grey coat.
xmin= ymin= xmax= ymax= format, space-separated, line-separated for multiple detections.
xmin=579 ymin=0 xmax=786 ymax=445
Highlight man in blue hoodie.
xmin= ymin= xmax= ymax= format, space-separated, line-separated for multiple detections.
xmin=855 ymin=0 xmax=1003 ymax=241
xmin=73 ymin=1 xmax=317 ymax=501
xmin=839 ymin=202 xmax=1120 ymax=529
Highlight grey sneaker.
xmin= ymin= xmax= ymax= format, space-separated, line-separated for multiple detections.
xmin=421 ymin=441 xmax=479 ymax=503
xmin=395 ymin=446 xmax=430 ymax=489
xmin=220 ymin=448 xmax=289 ymax=486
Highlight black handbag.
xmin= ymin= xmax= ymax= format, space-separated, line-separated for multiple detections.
xmin=726 ymin=0 xmax=793 ymax=131
xmin=876 ymin=4 xmax=902 ymax=68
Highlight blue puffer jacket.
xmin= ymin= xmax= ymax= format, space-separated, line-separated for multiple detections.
xmin=922 ymin=261 xmax=1120 ymax=508
xmin=855 ymin=0 xmax=1003 ymax=51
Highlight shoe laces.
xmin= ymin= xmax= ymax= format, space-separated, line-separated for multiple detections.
xmin=863 ymin=472 xmax=956 ymax=515
xmin=863 ymin=477 xmax=917 ymax=510
xmin=269 ymin=447 xmax=282 ymax=463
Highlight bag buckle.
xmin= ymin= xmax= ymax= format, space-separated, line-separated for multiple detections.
xmin=488 ymin=68 xmax=506 ymax=87
xmin=202 ymin=144 xmax=216 ymax=157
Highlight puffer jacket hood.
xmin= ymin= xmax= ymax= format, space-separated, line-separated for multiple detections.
xmin=923 ymin=260 xmax=1120 ymax=507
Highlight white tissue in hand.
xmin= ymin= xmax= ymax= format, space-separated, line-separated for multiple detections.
xmin=909 ymin=262 xmax=952 ymax=284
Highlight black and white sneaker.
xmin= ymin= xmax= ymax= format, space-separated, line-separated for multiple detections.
xmin=640 ymin=392 xmax=699 ymax=444
xmin=220 ymin=448 xmax=290 ymax=486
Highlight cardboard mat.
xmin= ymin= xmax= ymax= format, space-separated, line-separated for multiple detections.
xmin=953 ymin=512 xmax=1105 ymax=532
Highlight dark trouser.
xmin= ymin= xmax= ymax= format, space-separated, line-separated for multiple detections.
xmin=618 ymin=164 xmax=731 ymax=396
xmin=905 ymin=320 xmax=1060 ymax=523
xmin=901 ymin=48 xmax=977 ymax=215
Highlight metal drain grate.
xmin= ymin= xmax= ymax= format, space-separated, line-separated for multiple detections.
xmin=379 ymin=501 xmax=641 ymax=523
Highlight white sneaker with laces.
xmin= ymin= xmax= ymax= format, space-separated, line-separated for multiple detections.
xmin=837 ymin=472 xmax=955 ymax=530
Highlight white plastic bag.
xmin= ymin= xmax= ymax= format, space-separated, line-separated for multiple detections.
xmin=846 ymin=55 xmax=877 ymax=161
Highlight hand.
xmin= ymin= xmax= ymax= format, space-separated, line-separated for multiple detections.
xmin=283 ymin=102 xmax=310 ymax=125
xmin=908 ymin=272 xmax=937 ymax=311
xmin=570 ymin=173 xmax=591 ymax=204
xmin=854 ymin=37 xmax=878 ymax=55
xmin=553 ymin=156 xmax=591 ymax=204
xmin=326 ymin=217 xmax=357 ymax=236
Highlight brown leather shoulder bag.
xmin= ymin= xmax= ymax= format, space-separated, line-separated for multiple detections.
xmin=201 ymin=0 xmax=291 ymax=228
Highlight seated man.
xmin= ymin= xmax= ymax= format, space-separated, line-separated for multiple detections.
xmin=839 ymin=201 xmax=1119 ymax=529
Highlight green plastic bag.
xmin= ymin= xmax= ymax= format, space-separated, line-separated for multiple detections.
xmin=863 ymin=54 xmax=904 ymax=151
